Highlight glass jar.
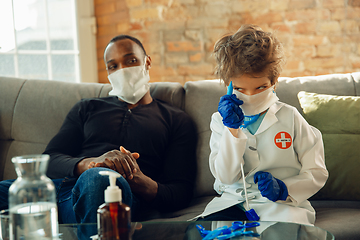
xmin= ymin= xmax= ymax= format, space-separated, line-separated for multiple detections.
xmin=8 ymin=154 xmax=59 ymax=240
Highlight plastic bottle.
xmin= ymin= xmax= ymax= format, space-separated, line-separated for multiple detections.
xmin=8 ymin=154 xmax=59 ymax=240
xmin=97 ymin=171 xmax=131 ymax=240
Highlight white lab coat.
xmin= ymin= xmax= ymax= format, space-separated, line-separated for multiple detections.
xmin=194 ymin=102 xmax=328 ymax=225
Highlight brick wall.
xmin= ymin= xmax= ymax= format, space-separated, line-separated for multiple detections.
xmin=95 ymin=0 xmax=360 ymax=84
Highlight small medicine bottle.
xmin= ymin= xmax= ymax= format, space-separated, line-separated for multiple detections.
xmin=97 ymin=171 xmax=131 ymax=240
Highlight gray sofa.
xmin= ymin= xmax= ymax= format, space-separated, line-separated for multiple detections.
xmin=1 ymin=72 xmax=360 ymax=240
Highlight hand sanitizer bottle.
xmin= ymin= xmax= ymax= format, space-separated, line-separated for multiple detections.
xmin=97 ymin=171 xmax=131 ymax=240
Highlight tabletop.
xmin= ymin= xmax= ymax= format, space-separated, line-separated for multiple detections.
xmin=59 ymin=220 xmax=334 ymax=240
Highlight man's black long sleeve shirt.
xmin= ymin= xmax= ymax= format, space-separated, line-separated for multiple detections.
xmin=44 ymin=96 xmax=197 ymax=212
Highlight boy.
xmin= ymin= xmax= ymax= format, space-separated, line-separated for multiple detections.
xmin=196 ymin=25 xmax=328 ymax=225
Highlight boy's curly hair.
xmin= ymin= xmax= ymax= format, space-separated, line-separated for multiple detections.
xmin=214 ymin=24 xmax=285 ymax=85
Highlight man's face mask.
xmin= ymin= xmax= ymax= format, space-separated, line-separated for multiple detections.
xmin=233 ymin=85 xmax=279 ymax=116
xmin=108 ymin=57 xmax=150 ymax=104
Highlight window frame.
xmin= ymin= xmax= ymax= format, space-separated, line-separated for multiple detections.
xmin=76 ymin=0 xmax=98 ymax=83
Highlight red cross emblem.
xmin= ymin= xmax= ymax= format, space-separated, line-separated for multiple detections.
xmin=274 ymin=131 xmax=292 ymax=149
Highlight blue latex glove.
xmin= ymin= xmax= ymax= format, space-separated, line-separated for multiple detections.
xmin=218 ymin=94 xmax=244 ymax=129
xmin=254 ymin=171 xmax=288 ymax=202
xmin=218 ymin=82 xmax=244 ymax=129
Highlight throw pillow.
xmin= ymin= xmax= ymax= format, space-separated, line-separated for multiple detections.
xmin=297 ymin=91 xmax=360 ymax=201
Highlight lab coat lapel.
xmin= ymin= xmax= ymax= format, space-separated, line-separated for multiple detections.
xmin=255 ymin=102 xmax=284 ymax=135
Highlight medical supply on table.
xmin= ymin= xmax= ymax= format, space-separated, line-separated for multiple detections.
xmin=254 ymin=171 xmax=288 ymax=202
xmin=218 ymin=81 xmax=244 ymax=129
xmin=97 ymin=171 xmax=131 ymax=240
xmin=240 ymin=163 xmax=260 ymax=221
xmin=8 ymin=154 xmax=59 ymax=240
xmin=196 ymin=221 xmax=260 ymax=240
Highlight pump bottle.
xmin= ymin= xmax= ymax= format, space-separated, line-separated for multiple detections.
xmin=97 ymin=171 xmax=131 ymax=240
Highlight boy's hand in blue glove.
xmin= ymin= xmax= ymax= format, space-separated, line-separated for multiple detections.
xmin=254 ymin=171 xmax=288 ymax=202
xmin=218 ymin=94 xmax=244 ymax=129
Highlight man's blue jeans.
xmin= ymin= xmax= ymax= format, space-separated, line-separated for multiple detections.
xmin=0 ymin=167 xmax=134 ymax=224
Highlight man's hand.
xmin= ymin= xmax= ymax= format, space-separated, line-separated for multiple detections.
xmin=75 ymin=148 xmax=137 ymax=177
xmin=88 ymin=147 xmax=138 ymax=180
xmin=112 ymin=146 xmax=158 ymax=201
xmin=79 ymin=146 xmax=158 ymax=201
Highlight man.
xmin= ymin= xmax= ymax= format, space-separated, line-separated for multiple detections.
xmin=0 ymin=35 xmax=197 ymax=224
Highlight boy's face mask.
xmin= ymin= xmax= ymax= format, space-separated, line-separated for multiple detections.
xmin=107 ymin=57 xmax=150 ymax=104
xmin=233 ymin=85 xmax=279 ymax=116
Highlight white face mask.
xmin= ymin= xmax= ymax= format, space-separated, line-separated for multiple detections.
xmin=108 ymin=57 xmax=150 ymax=104
xmin=233 ymin=85 xmax=279 ymax=116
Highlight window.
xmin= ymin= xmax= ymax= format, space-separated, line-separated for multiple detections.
xmin=0 ymin=0 xmax=97 ymax=83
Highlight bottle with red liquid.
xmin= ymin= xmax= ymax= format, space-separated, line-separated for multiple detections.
xmin=97 ymin=171 xmax=131 ymax=240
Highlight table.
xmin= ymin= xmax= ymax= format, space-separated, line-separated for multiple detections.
xmin=59 ymin=221 xmax=334 ymax=240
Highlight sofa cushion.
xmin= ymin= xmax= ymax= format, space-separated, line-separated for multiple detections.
xmin=277 ymin=73 xmax=357 ymax=115
xmin=298 ymin=91 xmax=360 ymax=201
xmin=184 ymin=80 xmax=226 ymax=197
